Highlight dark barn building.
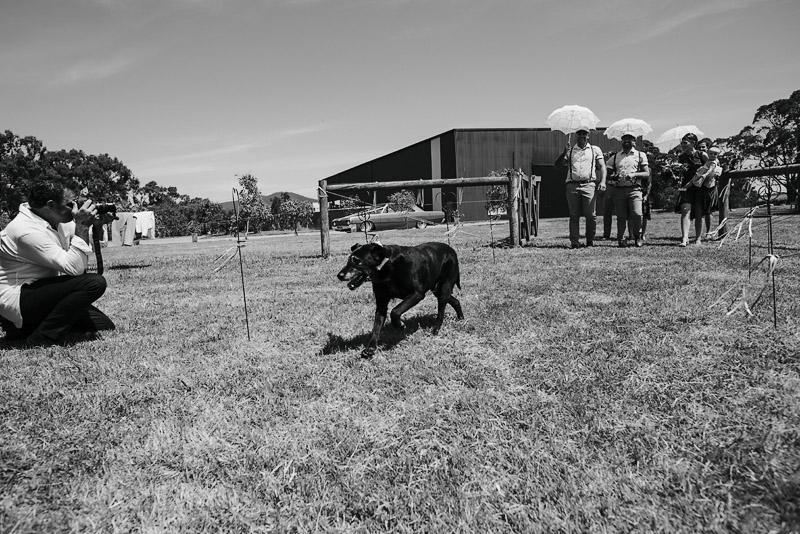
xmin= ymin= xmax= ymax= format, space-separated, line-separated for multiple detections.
xmin=323 ymin=128 xmax=621 ymax=221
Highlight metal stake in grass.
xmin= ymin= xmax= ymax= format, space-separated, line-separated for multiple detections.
xmin=219 ymin=188 xmax=251 ymax=341
xmin=358 ymin=209 xmax=371 ymax=243
xmin=764 ymin=183 xmax=778 ymax=329
xmin=488 ymin=215 xmax=496 ymax=263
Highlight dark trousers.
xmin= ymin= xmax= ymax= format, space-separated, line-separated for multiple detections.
xmin=18 ymin=274 xmax=114 ymax=342
xmin=602 ymin=184 xmax=615 ymax=238
xmin=565 ymin=182 xmax=597 ymax=245
xmin=612 ymin=186 xmax=643 ymax=241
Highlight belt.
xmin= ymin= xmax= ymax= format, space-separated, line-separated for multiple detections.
xmin=567 ymin=180 xmax=593 ymax=184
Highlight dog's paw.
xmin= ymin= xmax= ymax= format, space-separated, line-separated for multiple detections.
xmin=360 ymin=347 xmax=376 ymax=359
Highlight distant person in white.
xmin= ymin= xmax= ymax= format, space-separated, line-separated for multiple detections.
xmin=0 ymin=181 xmax=115 ymax=346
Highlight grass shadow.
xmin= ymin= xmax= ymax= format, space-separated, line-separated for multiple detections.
xmin=320 ymin=314 xmax=439 ymax=356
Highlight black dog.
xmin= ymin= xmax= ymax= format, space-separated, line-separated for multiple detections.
xmin=337 ymin=242 xmax=464 ymax=358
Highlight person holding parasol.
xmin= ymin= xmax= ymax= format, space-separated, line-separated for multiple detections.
xmin=549 ymin=105 xmax=607 ymax=248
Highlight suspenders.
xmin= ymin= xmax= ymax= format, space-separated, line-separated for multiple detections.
xmin=568 ymin=144 xmax=595 ymax=182
xmin=609 ymin=150 xmax=643 ymax=187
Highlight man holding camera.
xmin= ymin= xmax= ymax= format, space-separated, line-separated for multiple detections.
xmin=0 ymin=181 xmax=115 ymax=347
xmin=605 ymin=133 xmax=650 ymax=248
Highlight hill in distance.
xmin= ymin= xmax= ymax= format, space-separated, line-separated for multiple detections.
xmin=219 ymin=191 xmax=316 ymax=211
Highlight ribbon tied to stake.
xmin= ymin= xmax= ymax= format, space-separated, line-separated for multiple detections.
xmin=708 ymin=254 xmax=779 ymax=317
xmin=212 ymin=244 xmax=245 ymax=274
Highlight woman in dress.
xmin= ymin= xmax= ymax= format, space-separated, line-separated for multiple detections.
xmin=676 ymin=133 xmax=707 ymax=246
xmin=691 ymin=138 xmax=718 ymax=243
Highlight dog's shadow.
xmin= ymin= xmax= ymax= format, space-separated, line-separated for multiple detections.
xmin=320 ymin=315 xmax=439 ymax=356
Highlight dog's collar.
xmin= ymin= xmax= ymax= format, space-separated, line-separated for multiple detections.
xmin=376 ymin=257 xmax=389 ymax=271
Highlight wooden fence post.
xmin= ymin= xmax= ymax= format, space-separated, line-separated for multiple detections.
xmin=533 ymin=175 xmax=541 ymax=237
xmin=718 ymin=172 xmax=730 ymax=238
xmin=318 ymin=179 xmax=330 ymax=258
xmin=507 ymin=170 xmax=519 ymax=247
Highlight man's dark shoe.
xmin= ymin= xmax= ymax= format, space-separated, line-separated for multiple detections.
xmin=618 ymin=240 xmax=627 ymax=248
xmin=22 ymin=332 xmax=57 ymax=348
xmin=0 ymin=318 xmax=23 ymax=342
xmin=3 ymin=328 xmax=23 ymax=343
xmin=570 ymin=242 xmax=584 ymax=249
xmin=586 ymin=239 xmax=594 ymax=247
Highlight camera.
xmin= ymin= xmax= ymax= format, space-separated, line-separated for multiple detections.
xmin=96 ymin=203 xmax=117 ymax=216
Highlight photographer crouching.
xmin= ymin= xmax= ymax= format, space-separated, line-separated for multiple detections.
xmin=0 ymin=181 xmax=116 ymax=347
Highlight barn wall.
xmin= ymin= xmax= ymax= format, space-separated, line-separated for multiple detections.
xmin=326 ymin=139 xmax=434 ymax=209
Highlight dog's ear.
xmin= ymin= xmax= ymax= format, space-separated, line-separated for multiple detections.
xmin=351 ymin=243 xmax=361 ymax=252
xmin=371 ymin=244 xmax=391 ymax=261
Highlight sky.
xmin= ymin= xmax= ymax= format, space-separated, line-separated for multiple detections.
xmin=1 ymin=0 xmax=798 ymax=203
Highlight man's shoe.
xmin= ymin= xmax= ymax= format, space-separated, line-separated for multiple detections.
xmin=635 ymin=238 xmax=643 ymax=248
xmin=570 ymin=242 xmax=584 ymax=249
xmin=22 ymin=332 xmax=57 ymax=348
xmin=586 ymin=239 xmax=594 ymax=247
xmin=618 ymin=240 xmax=627 ymax=248
xmin=679 ymin=240 xmax=688 ymax=247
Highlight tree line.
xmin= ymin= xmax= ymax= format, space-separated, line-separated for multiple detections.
xmin=0 ymin=131 xmax=315 ymax=237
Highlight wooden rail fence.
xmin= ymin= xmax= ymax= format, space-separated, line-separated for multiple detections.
xmin=318 ymin=172 xmax=540 ymax=258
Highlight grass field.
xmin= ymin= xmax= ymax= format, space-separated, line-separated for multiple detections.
xmin=1 ymin=209 xmax=799 ymax=533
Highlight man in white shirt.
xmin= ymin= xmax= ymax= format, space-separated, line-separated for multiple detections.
xmin=0 ymin=181 xmax=115 ymax=346
xmin=556 ymin=129 xmax=607 ymax=248
xmin=605 ymin=134 xmax=650 ymax=248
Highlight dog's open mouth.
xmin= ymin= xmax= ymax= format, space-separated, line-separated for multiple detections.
xmin=347 ymin=271 xmax=369 ymax=290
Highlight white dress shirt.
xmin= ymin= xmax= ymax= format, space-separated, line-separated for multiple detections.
xmin=566 ymin=144 xmax=604 ymax=182
xmin=0 ymin=204 xmax=91 ymax=327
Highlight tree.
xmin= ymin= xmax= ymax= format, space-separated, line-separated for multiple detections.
xmin=388 ymin=190 xmax=417 ymax=212
xmin=640 ymin=140 xmax=679 ymax=210
xmin=47 ymin=149 xmax=139 ymax=204
xmin=718 ymin=89 xmax=800 ymax=208
xmin=486 ymin=170 xmax=512 ymax=216
xmin=270 ymin=195 xmax=282 ymax=217
xmin=237 ymin=174 xmax=268 ymax=234
xmin=278 ymin=199 xmax=314 ymax=235
xmin=0 ymin=130 xmax=54 ymax=217
xmin=183 ymin=197 xmax=229 ymax=235
xmin=269 ymin=192 xmax=292 ymax=223
xmin=134 ymin=181 xmax=171 ymax=207
xmin=1 ymin=130 xmax=139 ymax=219
xmin=152 ymin=204 xmax=189 ymax=238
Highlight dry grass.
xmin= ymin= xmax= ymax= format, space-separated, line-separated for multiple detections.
xmin=1 ymin=210 xmax=799 ymax=533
